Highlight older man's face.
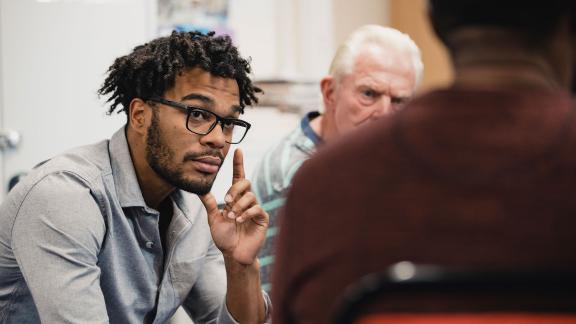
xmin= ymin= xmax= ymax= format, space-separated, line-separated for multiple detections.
xmin=330 ymin=44 xmax=416 ymax=136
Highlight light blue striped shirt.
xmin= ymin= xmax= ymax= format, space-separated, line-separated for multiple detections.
xmin=251 ymin=112 xmax=322 ymax=292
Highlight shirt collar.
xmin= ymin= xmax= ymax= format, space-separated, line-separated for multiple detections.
xmin=109 ymin=127 xmax=148 ymax=209
xmin=108 ymin=127 xmax=204 ymax=222
xmin=301 ymin=111 xmax=323 ymax=145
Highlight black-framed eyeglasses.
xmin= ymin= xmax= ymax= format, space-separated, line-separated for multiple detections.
xmin=148 ymin=97 xmax=251 ymax=144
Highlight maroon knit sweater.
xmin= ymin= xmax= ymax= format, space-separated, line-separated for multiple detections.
xmin=272 ymin=89 xmax=576 ymax=324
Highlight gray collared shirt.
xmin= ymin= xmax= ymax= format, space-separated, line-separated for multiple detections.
xmin=0 ymin=127 xmax=270 ymax=323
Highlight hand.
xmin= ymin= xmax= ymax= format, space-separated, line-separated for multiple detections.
xmin=199 ymin=149 xmax=269 ymax=265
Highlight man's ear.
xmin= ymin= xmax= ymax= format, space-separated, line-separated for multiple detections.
xmin=320 ymin=76 xmax=336 ymax=112
xmin=128 ymin=98 xmax=150 ymax=135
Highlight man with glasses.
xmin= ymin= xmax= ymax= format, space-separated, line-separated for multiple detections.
xmin=0 ymin=31 xmax=270 ymax=323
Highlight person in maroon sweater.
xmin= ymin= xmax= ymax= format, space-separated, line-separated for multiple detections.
xmin=272 ymin=1 xmax=576 ymax=323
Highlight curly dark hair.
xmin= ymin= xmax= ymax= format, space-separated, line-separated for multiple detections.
xmin=98 ymin=31 xmax=261 ymax=117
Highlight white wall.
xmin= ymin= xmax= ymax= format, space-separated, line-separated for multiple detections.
xmin=0 ymin=0 xmax=156 ymax=198
xmin=332 ymin=0 xmax=390 ymax=47
xmin=228 ymin=0 xmax=334 ymax=82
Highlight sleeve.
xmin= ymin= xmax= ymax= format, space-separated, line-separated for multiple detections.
xmin=251 ymin=153 xmax=272 ymax=205
xmin=181 ymin=240 xmax=272 ymax=324
xmin=11 ymin=172 xmax=109 ymax=323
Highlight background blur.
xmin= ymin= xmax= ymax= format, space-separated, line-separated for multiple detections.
xmin=0 ymin=1 xmax=450 ymax=320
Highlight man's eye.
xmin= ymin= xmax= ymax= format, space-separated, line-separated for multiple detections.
xmin=222 ymin=120 xmax=236 ymax=130
xmin=390 ymin=97 xmax=409 ymax=112
xmin=189 ymin=109 xmax=209 ymax=121
xmin=362 ymin=89 xmax=377 ymax=98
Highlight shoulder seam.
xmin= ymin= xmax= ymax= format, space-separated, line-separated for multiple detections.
xmin=10 ymin=170 xmax=105 ymax=244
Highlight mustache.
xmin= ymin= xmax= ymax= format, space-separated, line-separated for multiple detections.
xmin=183 ymin=150 xmax=225 ymax=164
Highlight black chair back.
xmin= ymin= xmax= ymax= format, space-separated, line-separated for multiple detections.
xmin=332 ymin=262 xmax=576 ymax=324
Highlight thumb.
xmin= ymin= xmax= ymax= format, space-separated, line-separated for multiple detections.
xmin=199 ymin=192 xmax=219 ymax=215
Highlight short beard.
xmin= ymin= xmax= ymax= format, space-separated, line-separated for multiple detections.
xmin=145 ymin=110 xmax=217 ymax=195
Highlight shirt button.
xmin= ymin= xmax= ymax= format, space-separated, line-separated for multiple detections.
xmin=273 ymin=183 xmax=283 ymax=193
xmin=145 ymin=241 xmax=155 ymax=249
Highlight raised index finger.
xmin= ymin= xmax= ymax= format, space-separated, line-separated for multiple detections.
xmin=232 ymin=148 xmax=245 ymax=184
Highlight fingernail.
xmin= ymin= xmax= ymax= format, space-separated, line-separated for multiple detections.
xmin=225 ymin=194 xmax=233 ymax=203
xmin=227 ymin=211 xmax=236 ymax=219
xmin=236 ymin=216 xmax=244 ymax=223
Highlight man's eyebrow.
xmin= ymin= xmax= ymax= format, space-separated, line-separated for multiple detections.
xmin=181 ymin=93 xmax=214 ymax=106
xmin=232 ymin=105 xmax=243 ymax=114
xmin=182 ymin=93 xmax=244 ymax=115
xmin=392 ymin=96 xmax=411 ymax=102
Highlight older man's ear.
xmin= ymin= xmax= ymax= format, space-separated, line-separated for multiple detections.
xmin=320 ymin=76 xmax=336 ymax=111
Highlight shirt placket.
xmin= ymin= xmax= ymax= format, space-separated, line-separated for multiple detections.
xmin=133 ymin=208 xmax=164 ymax=285
xmin=153 ymin=202 xmax=192 ymax=323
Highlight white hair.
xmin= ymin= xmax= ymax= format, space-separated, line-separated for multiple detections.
xmin=329 ymin=25 xmax=423 ymax=89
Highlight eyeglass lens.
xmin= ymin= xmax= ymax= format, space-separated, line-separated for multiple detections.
xmin=186 ymin=109 xmax=248 ymax=144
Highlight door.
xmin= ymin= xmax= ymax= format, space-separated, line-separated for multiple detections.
xmin=0 ymin=0 xmax=156 ymax=200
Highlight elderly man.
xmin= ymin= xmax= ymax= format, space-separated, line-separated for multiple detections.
xmin=273 ymin=1 xmax=576 ymax=323
xmin=0 ymin=31 xmax=269 ymax=323
xmin=252 ymin=25 xmax=423 ymax=290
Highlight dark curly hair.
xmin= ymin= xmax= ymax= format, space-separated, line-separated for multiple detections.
xmin=98 ymin=31 xmax=261 ymax=117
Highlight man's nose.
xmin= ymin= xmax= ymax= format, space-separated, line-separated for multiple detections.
xmin=200 ymin=122 xmax=227 ymax=148
xmin=371 ymin=96 xmax=392 ymax=119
